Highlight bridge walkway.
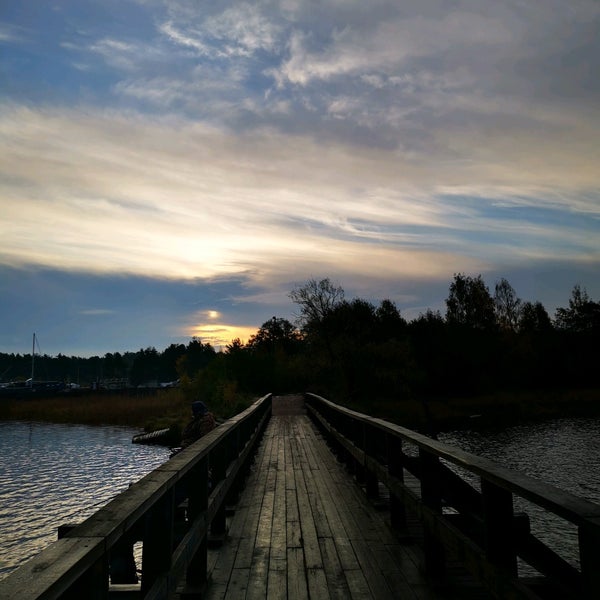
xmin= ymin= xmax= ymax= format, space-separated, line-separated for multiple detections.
xmin=199 ymin=396 xmax=485 ymax=600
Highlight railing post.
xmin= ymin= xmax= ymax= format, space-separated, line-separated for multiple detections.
xmin=579 ymin=518 xmax=600 ymax=598
xmin=211 ymin=444 xmax=228 ymax=538
xmin=364 ymin=424 xmax=379 ymax=498
xmin=387 ymin=434 xmax=407 ymax=532
xmin=140 ymin=487 xmax=175 ymax=595
xmin=63 ymin=556 xmax=109 ymax=600
xmin=109 ymin=534 xmax=138 ymax=584
xmin=228 ymin=427 xmax=243 ymax=505
xmin=185 ymin=456 xmax=210 ymax=588
xmin=419 ymin=448 xmax=446 ymax=583
xmin=354 ymin=420 xmax=366 ymax=483
xmin=481 ymin=479 xmax=517 ymax=575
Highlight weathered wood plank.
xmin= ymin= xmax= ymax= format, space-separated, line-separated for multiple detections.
xmin=287 ymin=547 xmax=309 ymax=600
xmin=318 ymin=537 xmax=353 ymax=600
xmin=0 ymin=536 xmax=106 ymax=600
xmin=270 ymin=428 xmax=287 ymax=568
xmin=307 ymin=567 xmax=331 ymax=600
xmin=266 ymin=563 xmax=287 ymax=600
xmin=344 ymin=568 xmax=373 ymax=599
xmin=245 ymin=547 xmax=269 ymax=600
xmin=294 ymin=450 xmax=323 ymax=570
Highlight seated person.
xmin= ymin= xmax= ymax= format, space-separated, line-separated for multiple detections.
xmin=181 ymin=400 xmax=216 ymax=448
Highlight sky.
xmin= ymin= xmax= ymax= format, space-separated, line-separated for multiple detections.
xmin=1 ymin=0 xmax=599 ymax=358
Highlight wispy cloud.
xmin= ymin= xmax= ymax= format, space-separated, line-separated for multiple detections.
xmin=159 ymin=21 xmax=211 ymax=56
xmin=0 ymin=104 xmax=597 ymax=293
xmin=0 ymin=22 xmax=27 ymax=44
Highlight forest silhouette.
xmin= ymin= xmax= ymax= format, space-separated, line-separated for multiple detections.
xmin=1 ymin=275 xmax=599 ymax=426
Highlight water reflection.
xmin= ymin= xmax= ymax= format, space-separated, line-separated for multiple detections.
xmin=439 ymin=417 xmax=600 ymax=572
xmin=0 ymin=421 xmax=170 ymax=579
xmin=439 ymin=417 xmax=600 ymax=504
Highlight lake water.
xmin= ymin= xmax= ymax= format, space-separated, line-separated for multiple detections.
xmin=0 ymin=421 xmax=171 ymax=580
xmin=438 ymin=416 xmax=600 ymax=573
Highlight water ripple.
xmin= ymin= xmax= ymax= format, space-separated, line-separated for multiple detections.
xmin=0 ymin=421 xmax=170 ymax=579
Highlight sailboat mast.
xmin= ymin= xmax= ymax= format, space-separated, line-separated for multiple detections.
xmin=31 ymin=333 xmax=35 ymax=385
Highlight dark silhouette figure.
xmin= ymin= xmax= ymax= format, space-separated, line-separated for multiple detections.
xmin=181 ymin=401 xmax=216 ymax=448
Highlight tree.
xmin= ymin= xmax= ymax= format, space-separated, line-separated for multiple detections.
xmin=519 ymin=301 xmax=552 ymax=333
xmin=129 ymin=347 xmax=160 ymax=386
xmin=445 ymin=273 xmax=496 ymax=329
xmin=375 ymin=299 xmax=407 ymax=340
xmin=554 ymin=285 xmax=600 ymax=333
xmin=159 ymin=344 xmax=186 ymax=381
xmin=176 ymin=339 xmax=216 ymax=380
xmin=288 ymin=278 xmax=344 ymax=331
xmin=494 ymin=278 xmax=522 ymax=331
xmin=247 ymin=317 xmax=302 ymax=354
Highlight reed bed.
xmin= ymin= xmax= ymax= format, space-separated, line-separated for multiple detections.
xmin=0 ymin=388 xmax=190 ymax=430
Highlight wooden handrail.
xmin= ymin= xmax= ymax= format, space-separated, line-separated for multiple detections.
xmin=305 ymin=392 xmax=600 ymax=599
xmin=0 ymin=394 xmax=272 ymax=600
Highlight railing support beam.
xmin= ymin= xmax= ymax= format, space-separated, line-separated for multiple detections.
xmin=579 ymin=518 xmax=600 ymax=599
xmin=387 ymin=434 xmax=408 ymax=532
xmin=419 ymin=449 xmax=446 ymax=583
xmin=482 ymin=479 xmax=517 ymax=576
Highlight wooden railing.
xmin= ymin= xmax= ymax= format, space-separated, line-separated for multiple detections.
xmin=305 ymin=393 xmax=600 ymax=600
xmin=0 ymin=394 xmax=272 ymax=600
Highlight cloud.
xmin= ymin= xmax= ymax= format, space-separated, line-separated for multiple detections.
xmin=159 ymin=21 xmax=211 ymax=56
xmin=88 ymin=36 xmax=167 ymax=72
xmin=79 ymin=309 xmax=116 ymax=316
xmin=270 ymin=10 xmax=514 ymax=87
xmin=0 ymin=22 xmax=27 ymax=44
xmin=0 ymin=104 xmax=597 ymax=296
xmin=203 ymin=3 xmax=282 ymax=55
xmin=185 ymin=322 xmax=257 ymax=348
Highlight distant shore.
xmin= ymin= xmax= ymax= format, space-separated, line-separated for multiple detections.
xmin=1 ymin=387 xmax=598 ymax=435
xmin=359 ymin=387 xmax=600 ymax=433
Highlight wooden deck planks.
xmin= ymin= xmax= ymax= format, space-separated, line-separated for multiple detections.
xmin=201 ymin=404 xmax=459 ymax=600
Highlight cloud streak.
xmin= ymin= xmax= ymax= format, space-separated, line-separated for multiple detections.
xmin=0 ymin=103 xmax=597 ymax=290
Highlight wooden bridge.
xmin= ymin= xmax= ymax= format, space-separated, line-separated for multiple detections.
xmin=1 ymin=393 xmax=599 ymax=599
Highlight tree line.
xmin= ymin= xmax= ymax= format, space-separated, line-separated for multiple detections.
xmin=1 ymin=275 xmax=598 ymax=410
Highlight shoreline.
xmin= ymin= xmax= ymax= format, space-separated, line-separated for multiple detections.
xmin=1 ymin=387 xmax=599 ymax=435
xmin=345 ymin=387 xmax=600 ymax=433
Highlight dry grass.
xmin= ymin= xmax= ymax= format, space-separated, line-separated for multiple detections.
xmin=0 ymin=388 xmax=190 ymax=430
